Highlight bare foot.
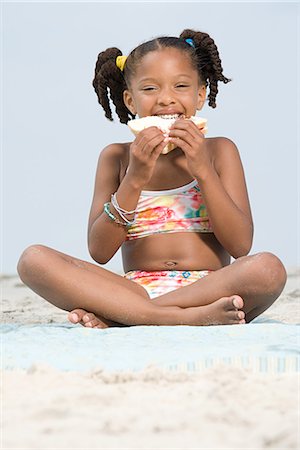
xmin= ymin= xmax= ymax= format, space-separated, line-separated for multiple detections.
xmin=185 ymin=295 xmax=246 ymax=326
xmin=67 ymin=297 xmax=245 ymax=328
xmin=68 ymin=309 xmax=125 ymax=329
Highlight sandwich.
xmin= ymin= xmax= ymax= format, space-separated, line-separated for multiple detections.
xmin=127 ymin=115 xmax=207 ymax=154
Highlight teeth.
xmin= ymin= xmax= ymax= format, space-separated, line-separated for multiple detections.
xmin=157 ymin=114 xmax=180 ymax=119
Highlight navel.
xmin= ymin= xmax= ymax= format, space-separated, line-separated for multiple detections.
xmin=164 ymin=261 xmax=178 ymax=267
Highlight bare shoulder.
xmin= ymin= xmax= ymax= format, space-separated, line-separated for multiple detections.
xmin=205 ymin=137 xmax=252 ymax=226
xmin=93 ymin=142 xmax=128 ymax=194
xmin=96 ymin=141 xmax=130 ymax=175
xmin=97 ymin=141 xmax=130 ymax=164
xmin=206 ymin=136 xmax=242 ymax=174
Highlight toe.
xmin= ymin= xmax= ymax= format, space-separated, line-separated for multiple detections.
xmin=232 ymin=296 xmax=244 ymax=310
xmin=68 ymin=313 xmax=77 ymax=323
xmin=68 ymin=308 xmax=90 ymax=324
xmin=82 ymin=313 xmax=96 ymax=323
xmin=232 ymin=310 xmax=245 ymax=322
xmin=84 ymin=317 xmax=101 ymax=328
xmin=237 ymin=310 xmax=245 ymax=320
xmin=228 ymin=310 xmax=245 ymax=324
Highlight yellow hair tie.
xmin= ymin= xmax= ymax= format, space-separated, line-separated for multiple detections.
xmin=116 ymin=55 xmax=127 ymax=72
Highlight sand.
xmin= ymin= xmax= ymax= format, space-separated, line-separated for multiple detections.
xmin=1 ymin=269 xmax=300 ymax=449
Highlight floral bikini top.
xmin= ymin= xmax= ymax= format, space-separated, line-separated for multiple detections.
xmin=125 ymin=179 xmax=213 ymax=241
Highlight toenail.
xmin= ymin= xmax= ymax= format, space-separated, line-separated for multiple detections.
xmin=71 ymin=313 xmax=78 ymax=322
xmin=232 ymin=297 xmax=240 ymax=308
xmin=83 ymin=315 xmax=89 ymax=321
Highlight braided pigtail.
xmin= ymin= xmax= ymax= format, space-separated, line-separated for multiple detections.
xmin=180 ymin=29 xmax=231 ymax=108
xmin=92 ymin=47 xmax=135 ymax=123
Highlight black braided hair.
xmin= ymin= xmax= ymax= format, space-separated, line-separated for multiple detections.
xmin=92 ymin=29 xmax=231 ymax=124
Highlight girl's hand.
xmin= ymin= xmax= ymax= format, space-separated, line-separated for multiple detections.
xmin=168 ymin=118 xmax=212 ymax=179
xmin=126 ymin=127 xmax=169 ymax=188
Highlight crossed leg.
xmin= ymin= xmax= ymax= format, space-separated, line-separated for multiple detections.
xmin=152 ymin=252 xmax=287 ymax=322
xmin=68 ymin=252 xmax=286 ymax=326
xmin=16 ymin=245 xmax=248 ymax=327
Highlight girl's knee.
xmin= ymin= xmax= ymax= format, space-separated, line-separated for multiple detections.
xmin=251 ymin=252 xmax=287 ymax=291
xmin=17 ymin=244 xmax=51 ymax=280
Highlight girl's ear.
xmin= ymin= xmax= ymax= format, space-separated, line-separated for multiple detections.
xmin=197 ymin=85 xmax=207 ymax=110
xmin=123 ymin=90 xmax=137 ymax=115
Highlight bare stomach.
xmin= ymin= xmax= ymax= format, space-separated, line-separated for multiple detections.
xmin=121 ymin=232 xmax=230 ymax=273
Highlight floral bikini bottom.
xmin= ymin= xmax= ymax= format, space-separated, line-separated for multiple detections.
xmin=123 ymin=269 xmax=211 ymax=300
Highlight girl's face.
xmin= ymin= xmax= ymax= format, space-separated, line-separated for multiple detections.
xmin=124 ymin=48 xmax=206 ymax=118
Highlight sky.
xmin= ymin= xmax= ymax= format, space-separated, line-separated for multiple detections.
xmin=2 ymin=1 xmax=299 ymax=274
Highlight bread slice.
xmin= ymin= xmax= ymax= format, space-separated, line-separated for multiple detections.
xmin=127 ymin=115 xmax=208 ymax=154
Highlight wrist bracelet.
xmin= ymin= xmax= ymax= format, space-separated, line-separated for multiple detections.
xmin=111 ymin=192 xmax=137 ymax=214
xmin=104 ymin=202 xmax=135 ymax=227
xmin=111 ymin=193 xmax=137 ymax=224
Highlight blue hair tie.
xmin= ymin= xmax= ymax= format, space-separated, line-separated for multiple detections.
xmin=185 ymin=38 xmax=195 ymax=48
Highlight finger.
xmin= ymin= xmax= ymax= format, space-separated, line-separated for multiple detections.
xmin=170 ymin=125 xmax=198 ymax=142
xmin=139 ymin=132 xmax=165 ymax=154
xmin=152 ymin=136 xmax=171 ymax=157
xmin=170 ymin=119 xmax=202 ymax=139
xmin=168 ymin=128 xmax=197 ymax=147
xmin=135 ymin=126 xmax=163 ymax=143
xmin=168 ymin=136 xmax=190 ymax=152
xmin=149 ymin=135 xmax=169 ymax=158
xmin=135 ymin=126 xmax=164 ymax=144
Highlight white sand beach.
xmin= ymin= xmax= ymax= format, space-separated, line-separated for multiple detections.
xmin=1 ymin=269 xmax=299 ymax=449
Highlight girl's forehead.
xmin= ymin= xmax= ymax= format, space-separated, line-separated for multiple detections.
xmin=134 ymin=48 xmax=195 ymax=78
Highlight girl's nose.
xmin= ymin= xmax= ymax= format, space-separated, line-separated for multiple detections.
xmin=157 ymin=88 xmax=176 ymax=105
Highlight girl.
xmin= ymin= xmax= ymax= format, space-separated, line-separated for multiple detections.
xmin=17 ymin=29 xmax=287 ymax=328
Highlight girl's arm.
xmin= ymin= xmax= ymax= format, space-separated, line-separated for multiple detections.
xmin=87 ymin=144 xmax=142 ymax=264
xmin=196 ymin=137 xmax=253 ymax=258
xmin=88 ymin=127 xmax=167 ymax=264
xmin=169 ymin=118 xmax=253 ymax=258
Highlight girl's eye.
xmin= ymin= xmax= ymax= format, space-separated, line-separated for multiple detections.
xmin=142 ymin=85 xmax=189 ymax=91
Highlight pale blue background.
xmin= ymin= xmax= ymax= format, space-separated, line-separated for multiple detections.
xmin=2 ymin=1 xmax=299 ymax=274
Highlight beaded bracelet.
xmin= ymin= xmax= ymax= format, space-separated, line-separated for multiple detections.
xmin=104 ymin=202 xmax=135 ymax=227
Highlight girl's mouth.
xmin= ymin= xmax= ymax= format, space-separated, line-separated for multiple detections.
xmin=155 ymin=114 xmax=181 ymax=119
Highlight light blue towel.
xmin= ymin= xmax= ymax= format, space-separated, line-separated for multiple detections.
xmin=2 ymin=321 xmax=299 ymax=374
